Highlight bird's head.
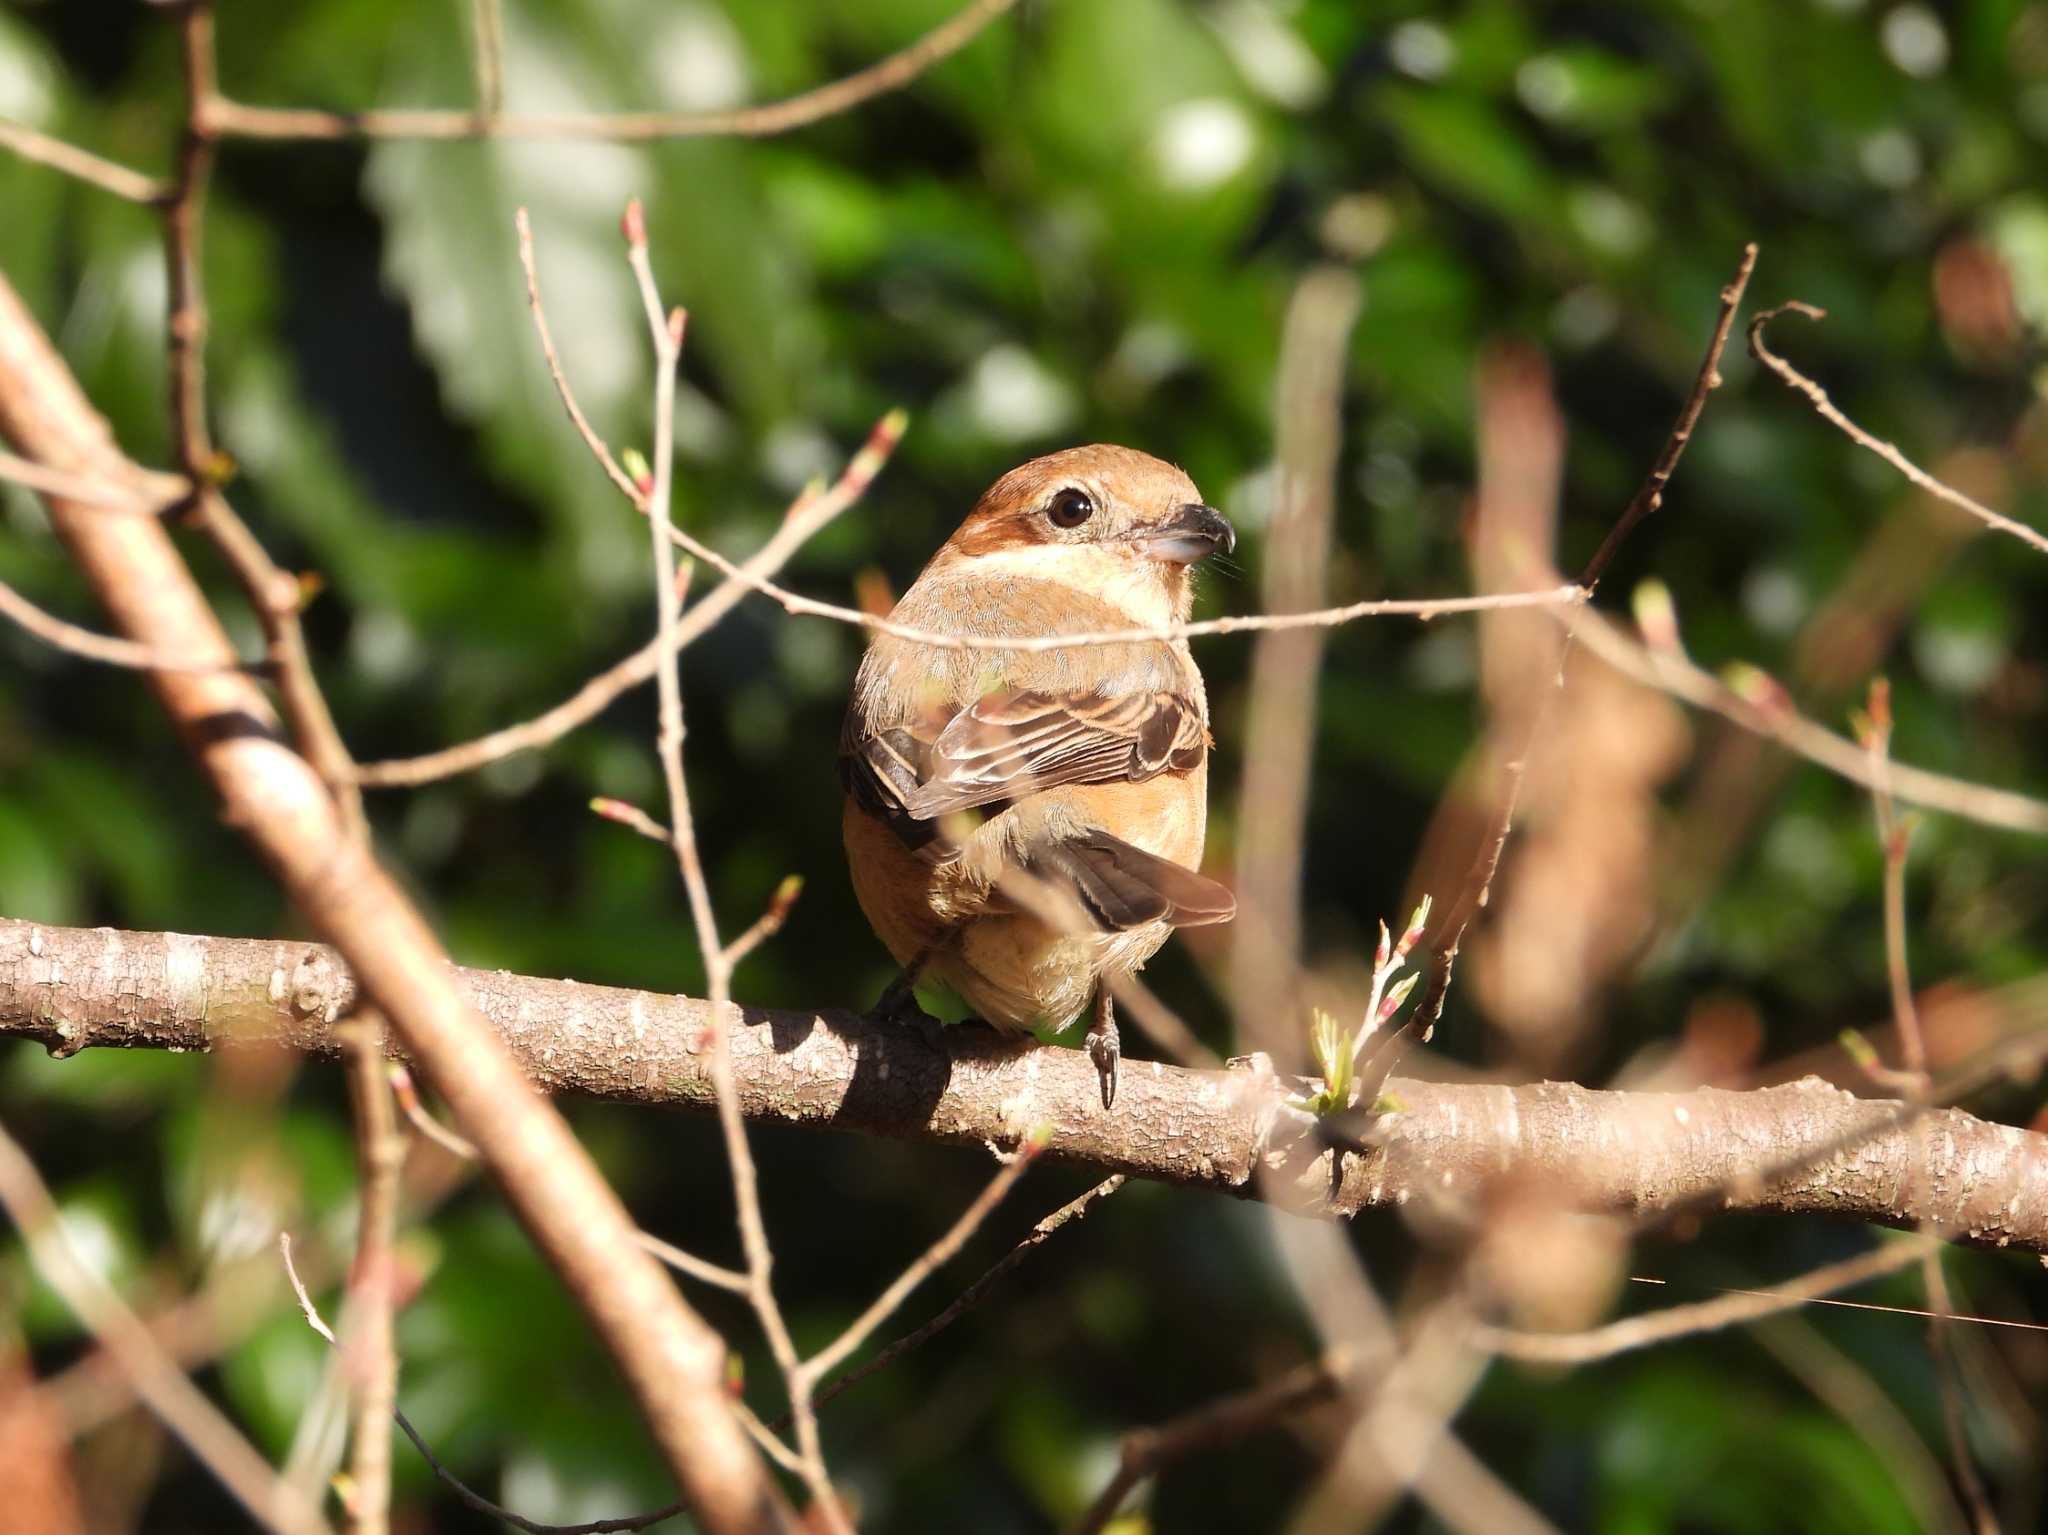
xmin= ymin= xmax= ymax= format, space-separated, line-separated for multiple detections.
xmin=935 ymin=444 xmax=1235 ymax=625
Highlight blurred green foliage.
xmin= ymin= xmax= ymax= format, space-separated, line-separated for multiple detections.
xmin=3 ymin=0 xmax=2048 ymax=1529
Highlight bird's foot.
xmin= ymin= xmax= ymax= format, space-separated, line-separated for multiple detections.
xmin=1085 ymin=1007 xmax=1120 ymax=1112
xmin=866 ymin=974 xmax=947 ymax=1051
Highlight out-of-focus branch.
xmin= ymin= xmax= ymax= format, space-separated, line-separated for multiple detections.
xmin=0 ymin=1118 xmax=330 ymax=1535
xmin=1230 ymin=263 xmax=1361 ymax=1057
xmin=337 ymin=1015 xmax=403 ymax=1535
xmin=1568 ymin=601 xmax=2048 ymax=835
xmin=0 ymin=118 xmax=169 ymax=203
xmin=6 ymin=917 xmax=2046 ymax=1252
xmin=0 ymin=574 xmax=241 ymax=670
xmin=0 ymin=274 xmax=794 ymax=1533
xmin=1066 ymin=1354 xmax=1349 ymax=1535
xmin=1476 ymin=1237 xmax=1933 ymax=1365
xmin=1418 ymin=244 xmax=1758 ymax=1029
xmin=169 ymin=5 xmax=367 ymax=843
xmin=195 ymin=0 xmax=1018 ymax=143
xmin=0 ymin=447 xmax=185 ymax=508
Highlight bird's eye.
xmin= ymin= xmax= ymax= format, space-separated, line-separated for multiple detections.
xmin=1046 ymin=488 xmax=1095 ymax=528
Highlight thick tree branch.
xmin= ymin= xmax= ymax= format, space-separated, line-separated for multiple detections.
xmin=0 ymin=274 xmax=794 ymax=1532
xmin=4 ymin=917 xmax=2045 ymax=1253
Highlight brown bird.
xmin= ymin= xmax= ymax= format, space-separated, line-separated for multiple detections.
xmin=839 ymin=444 xmax=1237 ymax=1108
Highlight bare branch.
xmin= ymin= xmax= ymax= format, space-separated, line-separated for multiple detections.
xmin=1567 ymin=602 xmax=2048 ymax=836
xmin=1581 ymin=244 xmax=1760 ymax=590
xmin=631 ymin=1231 xmax=751 ymax=1297
xmin=1751 ymin=302 xmax=2048 ymax=558
xmin=350 ymin=410 xmax=907 ymax=788
xmin=1475 ymin=1237 xmax=1934 ymax=1365
xmin=663 ymin=508 xmax=1584 ymax=650
xmin=1066 ymin=1354 xmax=1348 ymax=1535
xmin=169 ymin=7 xmax=367 ymax=842
xmin=385 ymin=1062 xmax=478 ymax=1160
xmin=1419 ymin=244 xmax=1758 ymax=1029
xmin=515 ymin=207 xmax=641 ymax=505
xmin=0 ymin=574 xmax=243 ymax=670
xmin=808 ymin=1175 xmax=1126 ymax=1418
xmin=0 ymin=1118 xmax=330 ymax=1535
xmin=8 ymin=917 xmax=2047 ymax=1251
xmin=338 ymin=1015 xmax=403 ymax=1535
xmin=0 ymin=264 xmax=795 ymax=1534
xmin=1230 ymin=263 xmax=1362 ymax=1057
xmin=284 ymin=1237 xmax=688 ymax=1535
xmin=198 ymin=0 xmax=1020 ymax=142
xmin=799 ymin=1144 xmax=1036 ymax=1386
xmin=625 ymin=207 xmax=844 ymax=1530
xmin=0 ymin=117 xmax=169 ymax=203
xmin=0 ymin=447 xmax=184 ymax=509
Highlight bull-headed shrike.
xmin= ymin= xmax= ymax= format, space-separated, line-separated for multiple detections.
xmin=840 ymin=444 xmax=1236 ymax=1108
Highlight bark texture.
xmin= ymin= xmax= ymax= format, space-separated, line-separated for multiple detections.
xmin=5 ymin=916 xmax=2043 ymax=1251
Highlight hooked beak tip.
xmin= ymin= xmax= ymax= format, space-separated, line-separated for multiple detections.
xmin=1133 ymin=503 xmax=1235 ymax=565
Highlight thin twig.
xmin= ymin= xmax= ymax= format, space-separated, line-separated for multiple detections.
xmin=663 ymin=509 xmax=1584 ymax=651
xmin=169 ymin=7 xmax=367 ymax=842
xmin=1474 ymin=1238 xmax=1934 ymax=1365
xmin=338 ymin=1014 xmax=403 ymax=1535
xmin=731 ymin=1402 xmax=808 ymax=1479
xmin=0 ymin=1120 xmax=330 ymax=1535
xmin=589 ymin=795 xmax=675 ymax=846
xmin=514 ymin=208 xmax=641 ymax=506
xmin=0 ymin=447 xmax=185 ymax=510
xmin=623 ymin=205 xmax=847 ymax=1533
xmin=808 ymin=1175 xmax=1127 ymax=1417
xmin=1418 ymin=244 xmax=1758 ymax=1028
xmin=1066 ymin=1354 xmax=1351 ymax=1535
xmin=721 ymin=876 xmax=804 ymax=971
xmin=1923 ymin=1252 xmax=2002 ymax=1534
xmin=1751 ymin=302 xmax=2048 ymax=558
xmin=0 ymin=117 xmax=170 ymax=203
xmin=1857 ymin=678 xmax=1928 ymax=1080
xmin=0 ymin=574 xmax=243 ymax=670
xmin=800 ymin=1145 xmax=1037 ymax=1386
xmin=199 ymin=0 xmax=1018 ymax=142
xmin=384 ymin=1063 xmax=479 ymax=1161
xmin=1582 ymin=244 xmax=1760 ymax=590
xmin=1859 ymin=686 xmax=2002 ymax=1534
xmin=631 ymin=1230 xmax=751 ymax=1296
xmin=350 ymin=411 xmax=907 ymax=788
xmin=285 ymin=1237 xmax=687 ymax=1535
xmin=395 ymin=1411 xmax=686 ymax=1534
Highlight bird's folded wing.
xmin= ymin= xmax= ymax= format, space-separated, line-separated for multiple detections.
xmin=1016 ymin=828 xmax=1236 ymax=931
xmin=903 ymin=688 xmax=1207 ymax=820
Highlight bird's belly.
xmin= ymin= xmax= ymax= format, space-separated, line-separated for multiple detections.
xmin=940 ymin=916 xmax=1171 ymax=1033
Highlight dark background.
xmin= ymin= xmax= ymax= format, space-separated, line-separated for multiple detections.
xmin=3 ymin=1 xmax=2047 ymax=1529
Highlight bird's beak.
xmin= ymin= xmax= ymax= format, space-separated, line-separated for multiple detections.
xmin=1126 ymin=502 xmax=1236 ymax=565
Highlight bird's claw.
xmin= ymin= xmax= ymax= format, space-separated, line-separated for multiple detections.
xmin=1086 ymin=1014 xmax=1120 ymax=1110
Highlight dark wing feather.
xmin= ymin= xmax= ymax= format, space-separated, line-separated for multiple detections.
xmin=839 ymin=725 xmax=942 ymax=852
xmin=1020 ymin=829 xmax=1237 ymax=932
xmin=905 ymin=688 xmax=1207 ymax=821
